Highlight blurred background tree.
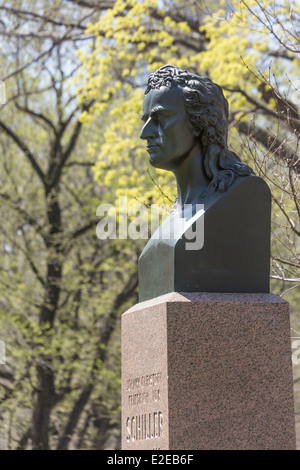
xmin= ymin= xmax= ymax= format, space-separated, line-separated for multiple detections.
xmin=0 ymin=0 xmax=299 ymax=449
xmin=0 ymin=0 xmax=139 ymax=450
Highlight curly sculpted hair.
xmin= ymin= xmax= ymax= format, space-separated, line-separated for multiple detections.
xmin=145 ymin=65 xmax=254 ymax=194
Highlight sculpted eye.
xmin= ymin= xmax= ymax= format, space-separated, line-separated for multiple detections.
xmin=153 ymin=114 xmax=165 ymax=124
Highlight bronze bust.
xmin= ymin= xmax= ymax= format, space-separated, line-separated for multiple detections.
xmin=138 ymin=65 xmax=271 ymax=301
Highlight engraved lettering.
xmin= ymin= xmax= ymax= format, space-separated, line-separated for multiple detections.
xmin=154 ymin=412 xmax=158 ymax=438
xmin=152 ymin=389 xmax=160 ymax=402
xmin=128 ymin=391 xmax=149 ymax=406
xmin=159 ymin=411 xmax=163 ymax=437
xmin=125 ymin=412 xmax=163 ymax=443
xmin=125 ymin=372 xmax=162 ymax=391
xmin=147 ymin=412 xmax=151 ymax=439
xmin=126 ymin=417 xmax=131 ymax=443
xmin=136 ymin=415 xmax=140 ymax=441
xmin=131 ymin=416 xmax=136 ymax=442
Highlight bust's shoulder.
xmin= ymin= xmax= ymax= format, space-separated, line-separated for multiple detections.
xmin=203 ymin=174 xmax=271 ymax=212
xmin=220 ymin=174 xmax=270 ymax=198
xmin=230 ymin=174 xmax=271 ymax=202
xmin=227 ymin=173 xmax=268 ymax=190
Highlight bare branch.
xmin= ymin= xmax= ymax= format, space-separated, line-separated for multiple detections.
xmin=65 ymin=0 xmax=114 ymax=9
xmin=0 ymin=120 xmax=46 ymax=185
xmin=236 ymin=120 xmax=300 ymax=173
xmin=15 ymin=103 xmax=57 ymax=134
xmin=271 ymin=275 xmax=300 ymax=282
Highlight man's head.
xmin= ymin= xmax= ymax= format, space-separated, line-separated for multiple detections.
xmin=141 ymin=65 xmax=253 ymax=193
xmin=144 ymin=65 xmax=229 ymax=150
xmin=140 ymin=85 xmax=198 ymax=171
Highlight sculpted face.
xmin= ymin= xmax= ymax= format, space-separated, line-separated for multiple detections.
xmin=140 ymin=86 xmax=197 ymax=171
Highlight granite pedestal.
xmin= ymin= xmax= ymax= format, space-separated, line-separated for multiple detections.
xmin=121 ymin=292 xmax=296 ymax=450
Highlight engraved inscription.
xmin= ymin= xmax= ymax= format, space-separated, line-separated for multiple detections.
xmin=124 ymin=372 xmax=164 ymax=445
xmin=128 ymin=391 xmax=149 ymax=406
xmin=126 ymin=371 xmax=163 ymax=407
xmin=126 ymin=411 xmax=163 ymax=443
xmin=126 ymin=372 xmax=162 ymax=391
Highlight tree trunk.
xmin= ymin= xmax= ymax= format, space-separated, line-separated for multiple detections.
xmin=32 ymin=187 xmax=62 ymax=450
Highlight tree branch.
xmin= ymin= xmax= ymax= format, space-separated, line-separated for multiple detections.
xmin=49 ymin=102 xmax=94 ymax=188
xmin=15 ymin=103 xmax=57 ymax=133
xmin=236 ymin=120 xmax=300 ymax=173
xmin=56 ymin=382 xmax=94 ymax=450
xmin=0 ymin=120 xmax=46 ymax=185
xmin=56 ymin=271 xmax=138 ymax=450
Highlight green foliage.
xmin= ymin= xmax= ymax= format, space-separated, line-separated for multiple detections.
xmin=0 ymin=0 xmax=299 ymax=449
xmin=79 ymin=0 xmax=299 ymax=442
xmin=0 ymin=0 xmax=139 ymax=450
xmin=79 ymin=0 xmax=299 ymax=299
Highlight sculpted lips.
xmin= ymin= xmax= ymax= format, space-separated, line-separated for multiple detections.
xmin=147 ymin=142 xmax=159 ymax=153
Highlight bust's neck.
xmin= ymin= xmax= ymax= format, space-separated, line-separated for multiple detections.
xmin=174 ymin=142 xmax=210 ymax=208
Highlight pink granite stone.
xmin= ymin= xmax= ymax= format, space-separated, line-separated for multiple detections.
xmin=121 ymin=293 xmax=296 ymax=450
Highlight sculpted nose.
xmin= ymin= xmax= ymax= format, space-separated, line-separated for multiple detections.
xmin=140 ymin=120 xmax=154 ymax=140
